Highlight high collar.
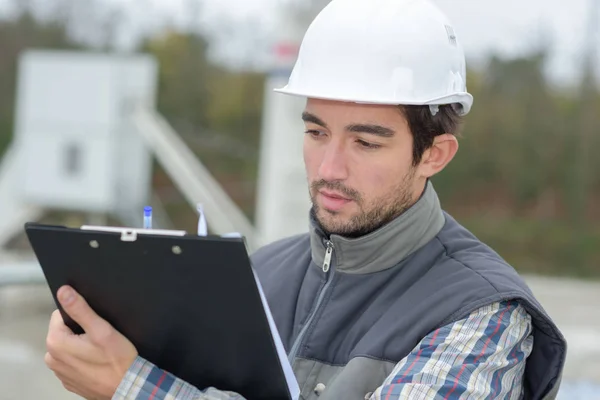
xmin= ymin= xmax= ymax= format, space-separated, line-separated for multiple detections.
xmin=309 ymin=180 xmax=445 ymax=274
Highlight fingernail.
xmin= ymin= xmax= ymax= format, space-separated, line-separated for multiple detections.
xmin=58 ymin=287 xmax=75 ymax=305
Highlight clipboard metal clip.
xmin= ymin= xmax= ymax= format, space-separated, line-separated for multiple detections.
xmin=121 ymin=230 xmax=138 ymax=242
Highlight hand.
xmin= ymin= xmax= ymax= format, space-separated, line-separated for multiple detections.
xmin=45 ymin=285 xmax=139 ymax=399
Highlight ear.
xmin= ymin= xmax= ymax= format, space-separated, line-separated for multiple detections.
xmin=417 ymin=134 xmax=458 ymax=178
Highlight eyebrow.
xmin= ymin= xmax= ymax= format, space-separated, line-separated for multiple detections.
xmin=302 ymin=111 xmax=395 ymax=138
xmin=302 ymin=112 xmax=329 ymax=129
xmin=346 ymin=123 xmax=395 ymax=138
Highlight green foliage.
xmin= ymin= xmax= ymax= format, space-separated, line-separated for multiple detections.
xmin=140 ymin=32 xmax=214 ymax=129
xmin=140 ymin=30 xmax=265 ymax=220
xmin=433 ymin=50 xmax=600 ymax=276
xmin=460 ymin=217 xmax=600 ymax=279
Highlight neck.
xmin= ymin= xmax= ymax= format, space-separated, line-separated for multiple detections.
xmin=309 ymin=180 xmax=445 ymax=274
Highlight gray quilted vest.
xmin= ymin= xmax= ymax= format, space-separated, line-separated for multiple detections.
xmin=251 ymin=181 xmax=566 ymax=399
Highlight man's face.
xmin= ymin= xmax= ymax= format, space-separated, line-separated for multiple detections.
xmin=303 ymin=98 xmax=427 ymax=237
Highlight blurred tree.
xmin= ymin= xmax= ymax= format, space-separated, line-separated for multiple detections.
xmin=434 ymin=48 xmax=600 ymax=277
xmin=437 ymin=50 xmax=571 ymax=216
xmin=139 ymin=30 xmax=265 ymax=220
xmin=141 ymin=31 xmax=213 ymax=130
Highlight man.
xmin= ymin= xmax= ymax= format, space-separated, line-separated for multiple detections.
xmin=44 ymin=0 xmax=567 ymax=399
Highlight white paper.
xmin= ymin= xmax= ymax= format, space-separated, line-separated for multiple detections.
xmin=252 ymin=270 xmax=300 ymax=400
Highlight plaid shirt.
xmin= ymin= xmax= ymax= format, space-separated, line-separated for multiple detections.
xmin=113 ymin=300 xmax=533 ymax=400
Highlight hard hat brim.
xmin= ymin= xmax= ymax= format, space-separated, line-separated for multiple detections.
xmin=274 ymin=87 xmax=473 ymax=116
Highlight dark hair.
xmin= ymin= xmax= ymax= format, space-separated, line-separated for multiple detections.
xmin=399 ymin=104 xmax=463 ymax=166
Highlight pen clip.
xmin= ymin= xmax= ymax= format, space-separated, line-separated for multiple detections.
xmin=197 ymin=203 xmax=208 ymax=236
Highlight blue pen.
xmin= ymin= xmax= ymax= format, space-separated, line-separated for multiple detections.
xmin=143 ymin=206 xmax=152 ymax=229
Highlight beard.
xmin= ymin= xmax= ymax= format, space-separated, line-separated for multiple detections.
xmin=309 ymin=168 xmax=417 ymax=238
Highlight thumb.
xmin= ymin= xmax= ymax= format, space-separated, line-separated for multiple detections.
xmin=57 ymin=285 xmax=111 ymax=341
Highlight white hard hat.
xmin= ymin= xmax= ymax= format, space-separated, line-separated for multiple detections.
xmin=275 ymin=0 xmax=473 ymax=115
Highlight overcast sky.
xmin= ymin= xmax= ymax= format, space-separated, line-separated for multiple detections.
xmin=1 ymin=0 xmax=597 ymax=87
xmin=114 ymin=0 xmax=600 ymax=87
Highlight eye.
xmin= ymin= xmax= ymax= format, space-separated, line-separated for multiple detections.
xmin=356 ymin=139 xmax=381 ymax=149
xmin=305 ymin=129 xmax=326 ymax=139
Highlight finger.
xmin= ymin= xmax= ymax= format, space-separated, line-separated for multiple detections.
xmin=53 ymin=366 xmax=95 ymax=399
xmin=49 ymin=309 xmax=73 ymax=336
xmin=46 ymin=352 xmax=81 ymax=386
xmin=62 ymin=382 xmax=77 ymax=395
xmin=61 ymin=381 xmax=90 ymax=399
xmin=47 ymin=319 xmax=99 ymax=366
xmin=46 ymin=311 xmax=74 ymax=360
xmin=54 ymin=370 xmax=76 ymax=386
xmin=53 ymin=370 xmax=81 ymax=395
xmin=57 ymin=286 xmax=113 ymax=342
xmin=44 ymin=351 xmax=55 ymax=369
xmin=45 ymin=351 xmax=73 ymax=374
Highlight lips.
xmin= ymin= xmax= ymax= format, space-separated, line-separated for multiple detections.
xmin=320 ymin=190 xmax=350 ymax=200
xmin=318 ymin=190 xmax=352 ymax=211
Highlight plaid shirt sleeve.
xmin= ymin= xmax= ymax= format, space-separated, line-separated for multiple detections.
xmin=370 ymin=300 xmax=534 ymax=400
xmin=113 ymin=300 xmax=532 ymax=400
xmin=112 ymin=358 xmax=245 ymax=400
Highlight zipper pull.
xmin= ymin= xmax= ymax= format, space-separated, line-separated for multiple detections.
xmin=322 ymin=241 xmax=333 ymax=272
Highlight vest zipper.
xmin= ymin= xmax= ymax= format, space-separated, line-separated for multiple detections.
xmin=287 ymin=240 xmax=335 ymax=364
xmin=322 ymin=240 xmax=333 ymax=272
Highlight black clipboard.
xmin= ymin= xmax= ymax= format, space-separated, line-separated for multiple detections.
xmin=24 ymin=222 xmax=295 ymax=400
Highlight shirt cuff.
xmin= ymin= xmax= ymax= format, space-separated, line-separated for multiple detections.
xmin=113 ymin=356 xmax=160 ymax=399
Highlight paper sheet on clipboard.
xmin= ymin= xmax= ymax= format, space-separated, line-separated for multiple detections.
xmin=252 ymin=270 xmax=300 ymax=400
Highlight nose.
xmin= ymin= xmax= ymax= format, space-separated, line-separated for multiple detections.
xmin=318 ymin=142 xmax=349 ymax=182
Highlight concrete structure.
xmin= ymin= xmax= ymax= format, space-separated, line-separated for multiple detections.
xmin=0 ymin=49 xmax=262 ymax=285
